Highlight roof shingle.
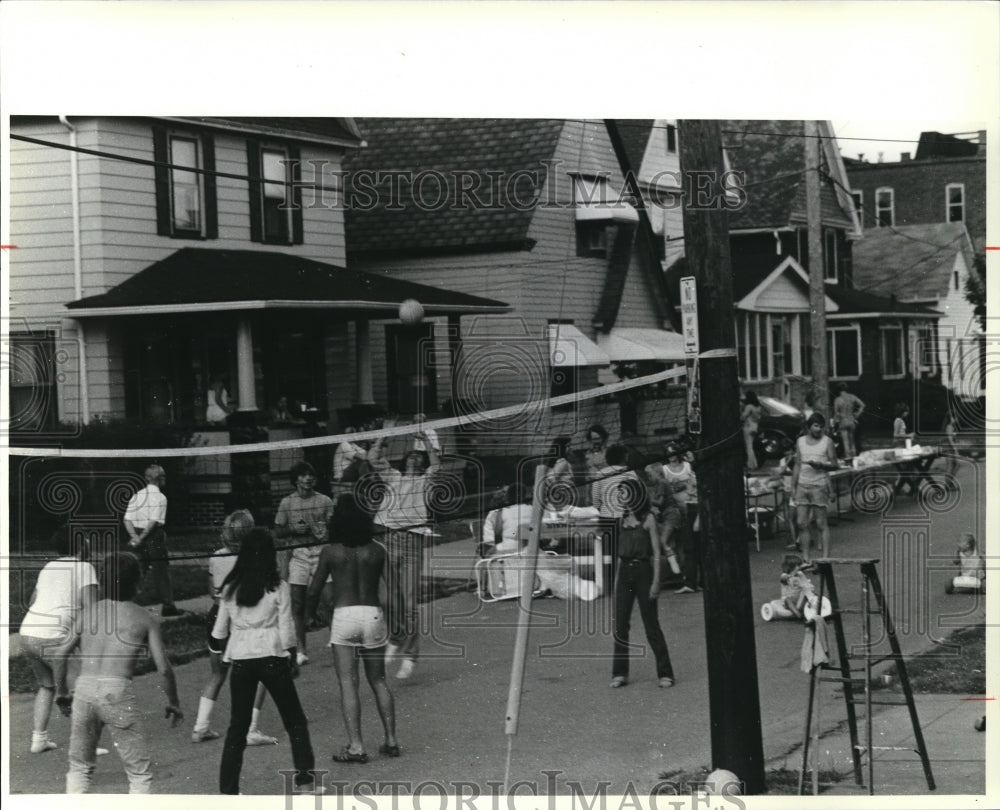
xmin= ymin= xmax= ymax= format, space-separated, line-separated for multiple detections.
xmin=344 ymin=118 xmax=566 ymax=257
xmin=851 ymin=222 xmax=974 ymax=301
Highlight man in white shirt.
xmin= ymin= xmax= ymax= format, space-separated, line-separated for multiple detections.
xmin=124 ymin=464 xmax=180 ymax=617
xmin=369 ymin=433 xmax=439 ymax=680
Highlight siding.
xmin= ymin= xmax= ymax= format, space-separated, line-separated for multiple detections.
xmin=9 ymin=117 xmax=354 ymax=424
xmin=751 ymin=273 xmax=809 ymax=311
xmin=350 ymin=120 xmax=673 ymax=450
xmin=934 ymin=253 xmax=979 ymax=391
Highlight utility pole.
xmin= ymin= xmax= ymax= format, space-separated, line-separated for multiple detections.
xmin=678 ymin=120 xmax=765 ymax=794
xmin=804 ymin=120 xmax=830 ymax=414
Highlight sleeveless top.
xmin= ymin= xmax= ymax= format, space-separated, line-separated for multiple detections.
xmin=618 ymin=523 xmax=653 ymax=560
xmin=797 ymin=434 xmax=833 ymax=487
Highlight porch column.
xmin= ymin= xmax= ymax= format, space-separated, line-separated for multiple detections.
xmin=355 ymin=318 xmax=375 ymax=405
xmin=235 ymin=317 xmax=258 ymax=411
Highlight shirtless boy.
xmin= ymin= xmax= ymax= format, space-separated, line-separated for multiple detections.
xmin=307 ymin=485 xmax=399 ymax=763
xmin=65 ymin=552 xmax=183 ymax=793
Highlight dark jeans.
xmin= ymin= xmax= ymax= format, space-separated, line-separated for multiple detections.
xmin=681 ymin=504 xmax=703 ymax=589
xmin=219 ymin=657 xmax=314 ymax=795
xmin=612 ymin=558 xmax=674 ymax=680
xmin=137 ymin=528 xmax=175 ymax=609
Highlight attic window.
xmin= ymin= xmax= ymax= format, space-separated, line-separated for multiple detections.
xmin=577 ymin=221 xmax=608 ymax=258
xmin=665 ymin=124 xmax=677 ymax=153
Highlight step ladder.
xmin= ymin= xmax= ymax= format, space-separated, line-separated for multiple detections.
xmin=797 ymin=558 xmax=935 ymax=795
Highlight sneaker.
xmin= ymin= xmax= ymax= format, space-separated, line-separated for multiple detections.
xmin=658 ymin=677 xmax=675 ymax=688
xmin=246 ymin=729 xmax=278 ymax=746
xmin=296 ymin=651 xmax=309 ymax=667
xmin=674 ymin=585 xmax=696 ymax=594
xmin=191 ymin=728 xmax=221 ymax=743
xmin=30 ymin=738 xmax=58 ymax=753
xmin=396 ymin=659 xmax=415 ymax=680
xmin=96 ymin=747 xmax=110 ymax=756
xmin=610 ymin=676 xmax=627 ymax=688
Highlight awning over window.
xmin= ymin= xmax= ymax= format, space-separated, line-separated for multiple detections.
xmin=596 ymin=328 xmax=687 ymax=362
xmin=548 ymin=324 xmax=611 ymax=367
xmin=575 ymin=201 xmax=640 ymax=224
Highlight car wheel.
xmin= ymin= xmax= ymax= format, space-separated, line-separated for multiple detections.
xmin=756 ymin=431 xmax=788 ymax=459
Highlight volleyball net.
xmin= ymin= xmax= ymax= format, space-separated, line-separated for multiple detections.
xmin=7 ymin=367 xmax=691 ymax=564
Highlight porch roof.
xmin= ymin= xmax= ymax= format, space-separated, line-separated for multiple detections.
xmin=65 ymin=248 xmax=510 ymax=319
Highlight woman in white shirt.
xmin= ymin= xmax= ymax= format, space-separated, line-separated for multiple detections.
xmin=191 ymin=510 xmax=276 ymax=746
xmin=19 ymin=524 xmax=98 ymax=753
xmin=211 ymin=528 xmax=317 ymax=795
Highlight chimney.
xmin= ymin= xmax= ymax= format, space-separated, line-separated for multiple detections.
xmin=901 ymin=152 xmax=911 ymax=161
xmin=857 ymin=153 xmax=865 ymax=161
xmin=877 ymin=152 xmax=884 ymax=163
xmin=978 ymin=129 xmax=987 ymax=144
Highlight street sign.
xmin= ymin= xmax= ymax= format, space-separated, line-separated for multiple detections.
xmin=680 ymin=276 xmax=699 ymax=356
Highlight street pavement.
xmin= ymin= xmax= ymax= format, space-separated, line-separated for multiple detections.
xmin=6 ymin=456 xmax=989 ymax=796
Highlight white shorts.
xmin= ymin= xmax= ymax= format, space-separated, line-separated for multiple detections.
xmin=329 ymin=605 xmax=388 ymax=648
xmin=287 ymin=553 xmax=318 ymax=586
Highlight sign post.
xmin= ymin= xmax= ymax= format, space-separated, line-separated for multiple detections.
xmin=681 ymin=276 xmax=701 ymax=435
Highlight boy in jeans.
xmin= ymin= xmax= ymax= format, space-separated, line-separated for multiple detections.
xmin=64 ymin=552 xmax=183 ymax=793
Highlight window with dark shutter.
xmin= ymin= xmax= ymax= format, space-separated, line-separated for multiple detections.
xmin=249 ymin=141 xmax=302 ymax=245
xmin=153 ymin=125 xmax=217 ymax=240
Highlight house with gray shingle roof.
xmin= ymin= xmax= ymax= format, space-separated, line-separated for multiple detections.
xmin=344 ymin=118 xmax=684 ymax=452
xmin=659 ymin=120 xmax=944 ymax=435
xmin=852 ymin=222 xmax=982 ymax=393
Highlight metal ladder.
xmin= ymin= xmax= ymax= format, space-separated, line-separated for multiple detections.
xmin=798 ymin=558 xmax=935 ymax=795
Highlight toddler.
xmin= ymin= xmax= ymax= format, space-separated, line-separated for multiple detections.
xmin=955 ymin=533 xmax=985 ymax=583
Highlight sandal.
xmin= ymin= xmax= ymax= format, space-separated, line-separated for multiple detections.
xmin=378 ymin=743 xmax=401 ymax=757
xmin=332 ymin=746 xmax=368 ymax=764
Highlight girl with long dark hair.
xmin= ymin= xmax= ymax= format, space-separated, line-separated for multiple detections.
xmin=211 ymin=528 xmax=318 ymax=795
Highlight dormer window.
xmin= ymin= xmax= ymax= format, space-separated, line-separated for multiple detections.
xmin=248 ymin=142 xmax=304 ymax=245
xmin=153 ymin=126 xmax=218 ymax=239
xmin=572 ymin=173 xmax=636 ymax=258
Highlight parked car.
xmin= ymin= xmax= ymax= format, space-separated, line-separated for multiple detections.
xmin=754 ymin=395 xmax=806 ymax=459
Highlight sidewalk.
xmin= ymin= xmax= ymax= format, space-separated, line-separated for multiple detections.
xmin=778 ymin=694 xmax=987 ymax=795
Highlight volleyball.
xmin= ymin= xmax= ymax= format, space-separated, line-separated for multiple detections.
xmin=704 ymin=769 xmax=741 ymax=795
xmin=399 ymin=298 xmax=424 ymax=324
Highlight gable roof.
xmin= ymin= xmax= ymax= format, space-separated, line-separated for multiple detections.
xmin=664 ymin=255 xmax=938 ymax=319
xmin=611 ymin=119 xmax=656 ymax=182
xmin=851 ymin=222 xmax=974 ymax=301
xmin=343 ymin=118 xmax=566 ymax=258
xmin=65 ymin=248 xmax=509 ymax=318
xmin=720 ymin=120 xmax=855 ymax=232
